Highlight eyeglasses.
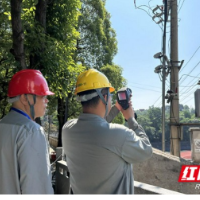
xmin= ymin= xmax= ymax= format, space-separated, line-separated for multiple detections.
xmin=103 ymin=93 xmax=113 ymax=99
xmin=109 ymin=93 xmax=113 ymax=98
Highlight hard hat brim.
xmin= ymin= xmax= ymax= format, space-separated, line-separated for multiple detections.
xmin=45 ymin=91 xmax=55 ymax=95
xmin=109 ymin=87 xmax=115 ymax=93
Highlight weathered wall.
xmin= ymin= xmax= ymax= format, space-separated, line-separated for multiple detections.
xmin=133 ymin=148 xmax=200 ymax=194
xmin=134 ymin=181 xmax=185 ymax=194
xmin=49 ymin=136 xmax=58 ymax=148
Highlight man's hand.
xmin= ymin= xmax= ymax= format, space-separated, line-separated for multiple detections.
xmin=115 ymin=89 xmax=136 ymax=120
xmin=121 ymin=101 xmax=135 ymax=120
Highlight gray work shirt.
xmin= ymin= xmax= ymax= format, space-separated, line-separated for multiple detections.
xmin=0 ymin=110 xmax=54 ymax=194
xmin=62 ymin=108 xmax=152 ymax=194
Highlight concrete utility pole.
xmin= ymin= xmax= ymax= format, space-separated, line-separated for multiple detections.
xmin=170 ymin=0 xmax=180 ymax=157
xmin=161 ymin=0 xmax=168 ymax=152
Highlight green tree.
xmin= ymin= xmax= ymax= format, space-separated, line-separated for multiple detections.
xmin=137 ymin=114 xmax=155 ymax=141
xmin=75 ymin=0 xmax=117 ymax=68
xmin=184 ymin=105 xmax=189 ymax=110
xmin=101 ymin=64 xmax=127 ymax=125
xmin=0 ymin=0 xmax=17 ymax=119
xmin=147 ymin=106 xmax=162 ymax=132
xmin=0 ymin=0 xmax=83 ymax=147
xmin=100 ymin=64 xmax=126 ymax=92
xmin=136 ymin=107 xmax=162 ymax=142
xmin=183 ymin=110 xmax=191 ymax=119
xmin=136 ymin=104 xmax=200 ymax=146
xmin=0 ymin=0 xmax=125 ymax=148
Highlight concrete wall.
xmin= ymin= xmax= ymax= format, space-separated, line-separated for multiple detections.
xmin=55 ymin=159 xmax=186 ymax=194
xmin=134 ymin=181 xmax=185 ymax=195
xmin=133 ymin=148 xmax=200 ymax=194
xmin=49 ymin=136 xmax=58 ymax=148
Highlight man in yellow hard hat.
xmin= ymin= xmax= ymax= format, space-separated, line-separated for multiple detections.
xmin=62 ymin=68 xmax=152 ymax=194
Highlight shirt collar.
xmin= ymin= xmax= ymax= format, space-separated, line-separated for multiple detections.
xmin=79 ymin=113 xmax=106 ymax=122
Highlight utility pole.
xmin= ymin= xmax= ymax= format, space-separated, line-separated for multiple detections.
xmin=153 ymin=1 xmax=169 ymax=152
xmin=161 ymin=0 xmax=168 ymax=152
xmin=170 ymin=0 xmax=180 ymax=156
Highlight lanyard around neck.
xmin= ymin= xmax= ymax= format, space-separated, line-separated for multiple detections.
xmin=11 ymin=107 xmax=31 ymax=120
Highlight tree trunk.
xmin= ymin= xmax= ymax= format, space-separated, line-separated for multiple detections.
xmin=64 ymin=96 xmax=68 ymax=122
xmin=35 ymin=0 xmax=47 ymax=28
xmin=57 ymin=97 xmax=65 ymax=147
xmin=10 ymin=0 xmax=26 ymax=69
xmin=29 ymin=0 xmax=48 ymax=124
xmin=30 ymin=0 xmax=47 ymax=69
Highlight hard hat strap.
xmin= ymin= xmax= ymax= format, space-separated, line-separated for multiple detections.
xmin=25 ymin=94 xmax=36 ymax=120
xmin=96 ymin=89 xmax=108 ymax=118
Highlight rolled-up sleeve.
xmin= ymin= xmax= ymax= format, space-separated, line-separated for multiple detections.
xmin=105 ymin=105 xmax=120 ymax=123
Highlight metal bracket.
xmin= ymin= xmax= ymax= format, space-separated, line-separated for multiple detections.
xmin=165 ymin=90 xmax=177 ymax=103
xmin=170 ymin=60 xmax=184 ymax=70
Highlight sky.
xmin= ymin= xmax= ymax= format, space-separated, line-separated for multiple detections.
xmin=105 ymin=0 xmax=200 ymax=110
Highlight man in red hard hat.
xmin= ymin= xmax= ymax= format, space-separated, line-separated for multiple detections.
xmin=0 ymin=69 xmax=54 ymax=194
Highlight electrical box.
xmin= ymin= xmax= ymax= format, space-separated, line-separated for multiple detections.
xmin=55 ymin=160 xmax=70 ymax=194
xmin=189 ymin=127 xmax=200 ymax=163
xmin=56 ymin=147 xmax=63 ymax=161
xmin=194 ymin=89 xmax=200 ymax=117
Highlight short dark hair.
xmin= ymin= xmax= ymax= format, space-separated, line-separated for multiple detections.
xmin=78 ymin=88 xmax=109 ymax=108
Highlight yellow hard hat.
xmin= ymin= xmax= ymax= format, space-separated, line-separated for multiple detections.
xmin=75 ymin=69 xmax=115 ymax=95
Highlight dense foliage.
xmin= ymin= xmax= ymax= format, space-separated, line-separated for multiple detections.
xmin=0 ymin=0 xmax=124 ymax=146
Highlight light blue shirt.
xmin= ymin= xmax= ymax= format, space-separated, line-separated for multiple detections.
xmin=62 ymin=106 xmax=152 ymax=194
xmin=0 ymin=110 xmax=54 ymax=194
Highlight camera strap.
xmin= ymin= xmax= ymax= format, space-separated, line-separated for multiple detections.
xmin=96 ymin=89 xmax=108 ymax=118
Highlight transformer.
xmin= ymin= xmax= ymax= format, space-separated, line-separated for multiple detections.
xmin=195 ymin=89 xmax=200 ymax=117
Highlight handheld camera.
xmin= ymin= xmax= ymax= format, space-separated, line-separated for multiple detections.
xmin=117 ymin=87 xmax=132 ymax=110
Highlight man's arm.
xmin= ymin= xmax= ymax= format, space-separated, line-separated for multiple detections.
xmin=105 ymin=105 xmax=120 ymax=123
xmin=120 ymin=106 xmax=153 ymax=163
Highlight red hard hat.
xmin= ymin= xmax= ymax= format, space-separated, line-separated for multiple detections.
xmin=8 ymin=69 xmax=54 ymax=97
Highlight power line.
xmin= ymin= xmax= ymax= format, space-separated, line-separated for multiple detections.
xmin=184 ymin=97 xmax=194 ymax=104
xmin=179 ymin=45 xmax=200 ymax=73
xmin=179 ymin=74 xmax=200 ymax=82
xmin=157 ymin=101 xmax=162 ymax=107
xmin=129 ymin=85 xmax=161 ymax=93
xmin=178 ymin=0 xmax=185 ymax=13
xmin=152 ymin=94 xmax=162 ymax=106
xmin=179 ymin=60 xmax=200 ymax=85
xmin=128 ymin=81 xmax=161 ymax=89
xmin=134 ymin=0 xmax=164 ymax=31
xmin=179 ymin=71 xmax=200 ymax=96
xmin=180 ymin=83 xmax=198 ymax=97
xmin=180 ymin=85 xmax=198 ymax=103
xmin=180 ymin=84 xmax=199 ymax=88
